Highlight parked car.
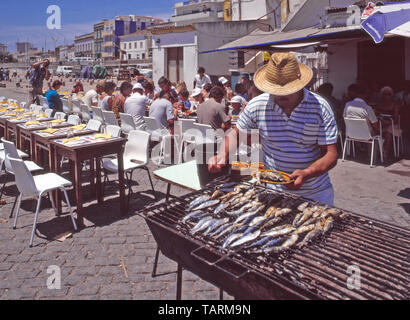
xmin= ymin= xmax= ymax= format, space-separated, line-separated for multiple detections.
xmin=56 ymin=66 xmax=74 ymax=77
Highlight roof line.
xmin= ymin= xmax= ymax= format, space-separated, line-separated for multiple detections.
xmin=199 ymin=27 xmax=363 ymax=54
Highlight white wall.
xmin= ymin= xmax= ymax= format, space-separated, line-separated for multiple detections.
xmin=152 ymin=43 xmax=166 ymax=87
xmin=231 ymin=0 xmax=269 ymax=21
xmin=183 ymin=45 xmax=199 ymax=91
xmin=327 ymin=40 xmax=358 ymax=100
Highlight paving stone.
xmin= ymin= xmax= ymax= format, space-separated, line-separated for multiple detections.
xmin=70 ymin=284 xmax=100 ymax=296
xmin=1 ymin=287 xmax=37 ymax=299
xmin=100 ymin=283 xmax=132 ymax=296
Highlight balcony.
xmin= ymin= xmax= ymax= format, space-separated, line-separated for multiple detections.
xmin=102 ymin=41 xmax=114 ymax=48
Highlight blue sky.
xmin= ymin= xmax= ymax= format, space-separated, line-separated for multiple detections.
xmin=0 ymin=0 xmax=174 ymax=52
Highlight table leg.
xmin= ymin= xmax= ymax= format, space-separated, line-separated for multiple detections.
xmin=166 ymin=183 xmax=171 ymax=202
xmin=95 ymin=157 xmax=103 ymax=204
xmin=118 ymin=151 xmax=126 ymax=216
xmin=89 ymin=158 xmax=95 ymax=196
xmin=51 ymin=144 xmax=61 ymax=215
xmin=74 ymin=155 xmax=84 ymax=228
xmin=176 ymin=264 xmax=183 ymax=300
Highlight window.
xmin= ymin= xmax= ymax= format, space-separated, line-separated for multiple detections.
xmin=140 ymin=42 xmax=143 ymax=49
xmin=142 ymin=53 xmax=145 ymax=59
xmin=123 ymin=43 xmax=126 ymax=50
xmin=134 ymin=42 xmax=137 ymax=49
xmin=128 ymin=54 xmax=131 ymax=60
xmin=129 ymin=43 xmax=131 ymax=49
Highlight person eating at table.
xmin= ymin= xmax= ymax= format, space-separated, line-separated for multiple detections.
xmin=375 ymin=86 xmax=401 ymax=159
xmin=190 ymin=88 xmax=204 ymax=112
xmin=177 ymin=88 xmax=191 ymax=112
xmin=45 ymin=80 xmax=64 ymax=117
xmin=98 ymin=81 xmax=116 ymax=112
xmin=112 ymin=81 xmax=133 ymax=123
xmin=149 ymin=91 xmax=176 ymax=134
xmin=84 ymin=80 xmax=105 ymax=111
xmin=124 ymin=83 xmax=152 ymax=130
xmin=228 ymin=95 xmax=245 ymax=117
xmin=197 ymin=86 xmax=231 ymax=131
xmin=208 ymin=52 xmax=339 ymax=205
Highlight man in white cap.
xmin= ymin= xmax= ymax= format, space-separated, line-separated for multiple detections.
xmin=194 ymin=67 xmax=212 ymax=89
xmin=219 ymin=77 xmax=234 ymax=101
xmin=209 ymin=52 xmax=339 ymax=205
xmin=124 ymin=83 xmax=152 ymax=129
xmin=191 ymin=87 xmax=204 ymax=111
xmin=228 ymin=95 xmax=245 ymax=117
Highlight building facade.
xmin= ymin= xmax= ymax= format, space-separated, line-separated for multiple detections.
xmin=120 ymin=31 xmax=152 ymax=61
xmin=171 ymin=0 xmax=225 ymax=26
xmin=15 ymin=42 xmax=35 ymax=54
xmin=0 ymin=43 xmax=7 ymax=54
xmin=75 ymin=32 xmax=94 ymax=58
xmin=94 ymin=21 xmax=105 ymax=61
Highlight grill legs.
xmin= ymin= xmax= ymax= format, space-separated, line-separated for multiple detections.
xmin=176 ymin=264 xmax=183 ymax=300
xmin=152 ymin=246 xmax=160 ymax=278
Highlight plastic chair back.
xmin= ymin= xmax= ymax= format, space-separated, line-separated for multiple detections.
xmin=44 ymin=109 xmax=54 ymax=118
xmin=62 ymin=99 xmax=71 ymax=113
xmin=344 ymin=118 xmax=373 ymax=141
xmin=67 ymin=115 xmax=81 ymax=125
xmin=1 ymin=138 xmax=21 ymax=173
xmin=91 ymin=106 xmax=104 ymax=123
xmin=106 ymin=125 xmax=122 ymax=138
xmin=6 ymin=155 xmax=37 ymax=197
xmin=86 ymin=119 xmax=102 ymax=131
xmin=80 ymin=104 xmax=91 ymax=122
xmin=124 ymin=130 xmax=150 ymax=164
xmin=72 ymin=100 xmax=82 ymax=115
xmin=54 ymin=112 xmax=66 ymax=120
xmin=119 ymin=113 xmax=136 ymax=134
xmin=143 ymin=116 xmax=160 ymax=132
xmin=102 ymin=111 xmax=118 ymax=126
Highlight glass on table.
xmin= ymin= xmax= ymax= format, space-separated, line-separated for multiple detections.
xmin=66 ymin=128 xmax=74 ymax=140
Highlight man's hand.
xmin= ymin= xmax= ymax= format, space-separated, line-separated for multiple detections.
xmin=287 ymin=169 xmax=311 ymax=190
xmin=208 ymin=155 xmax=226 ymax=174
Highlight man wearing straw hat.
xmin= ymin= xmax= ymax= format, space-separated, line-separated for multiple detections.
xmin=209 ymin=52 xmax=339 ymax=205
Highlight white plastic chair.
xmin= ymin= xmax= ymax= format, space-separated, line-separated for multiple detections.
xmin=44 ymin=109 xmax=54 ymax=118
xmin=62 ymin=99 xmax=71 ymax=114
xmin=103 ymin=111 xmax=119 ymax=126
xmin=85 ymin=119 xmax=102 ymax=131
xmin=342 ymin=118 xmax=384 ymax=168
xmin=394 ymin=115 xmax=404 ymax=158
xmin=105 ymin=125 xmax=122 ymax=138
xmin=119 ymin=113 xmax=136 ymax=135
xmin=80 ymin=104 xmax=91 ymax=123
xmin=7 ymin=155 xmax=77 ymax=247
xmin=67 ymin=115 xmax=81 ymax=125
xmin=20 ymin=102 xmax=27 ymax=109
xmin=102 ymin=130 xmax=156 ymax=207
xmin=0 ymin=138 xmax=43 ymax=209
xmin=54 ymin=112 xmax=66 ymax=120
xmin=38 ymin=96 xmax=49 ymax=108
xmin=91 ymin=106 xmax=105 ymax=124
xmin=72 ymin=100 xmax=82 ymax=115
xmin=176 ymin=119 xmax=197 ymax=163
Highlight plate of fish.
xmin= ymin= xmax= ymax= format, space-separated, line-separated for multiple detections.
xmin=253 ymin=169 xmax=295 ymax=185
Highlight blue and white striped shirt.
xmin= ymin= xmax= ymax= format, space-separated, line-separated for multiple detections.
xmin=237 ymin=89 xmax=338 ymax=197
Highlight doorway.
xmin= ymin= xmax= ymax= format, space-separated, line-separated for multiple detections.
xmin=357 ymin=37 xmax=404 ymax=89
xmin=167 ymin=47 xmax=184 ymax=84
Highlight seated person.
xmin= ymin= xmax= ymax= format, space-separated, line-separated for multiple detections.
xmin=149 ymin=92 xmax=176 ymax=134
xmin=177 ymin=88 xmax=191 ymax=112
xmin=197 ymin=86 xmax=231 ymax=131
xmin=190 ymin=88 xmax=204 ymax=112
xmin=45 ymin=80 xmax=64 ymax=117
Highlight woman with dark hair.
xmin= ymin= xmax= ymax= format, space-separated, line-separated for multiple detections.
xmin=98 ymin=81 xmax=116 ymax=111
xmin=45 ymin=80 xmax=63 ymax=117
xmin=142 ymin=80 xmax=155 ymax=100
xmin=158 ymin=76 xmax=178 ymax=104
xmin=113 ymin=81 xmax=133 ymax=123
xmin=72 ymin=80 xmax=84 ymax=94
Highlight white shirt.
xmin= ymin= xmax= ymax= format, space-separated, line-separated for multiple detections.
xmin=343 ymin=98 xmax=378 ymax=124
xmin=124 ymin=92 xmax=152 ymax=129
xmin=98 ymin=95 xmax=111 ymax=111
xmin=194 ymin=74 xmax=212 ymax=89
xmin=83 ymin=89 xmax=98 ymax=110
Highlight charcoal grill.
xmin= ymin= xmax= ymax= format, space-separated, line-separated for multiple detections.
xmin=138 ymin=182 xmax=410 ymax=300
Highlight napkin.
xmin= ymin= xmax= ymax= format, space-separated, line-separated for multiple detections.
xmin=4 ymin=114 xmax=16 ymax=117
xmin=95 ymin=133 xmax=112 ymax=139
xmin=36 ymin=114 xmax=48 ymax=118
xmin=23 ymin=112 xmax=34 ymax=116
xmin=0 ymin=108 xmax=8 ymax=113
xmin=62 ymin=137 xmax=81 ymax=144
xmin=25 ymin=121 xmax=40 ymax=126
xmin=40 ymin=128 xmax=59 ymax=134
xmin=70 ymin=124 xmax=86 ymax=131
xmin=51 ymin=119 xmax=65 ymax=124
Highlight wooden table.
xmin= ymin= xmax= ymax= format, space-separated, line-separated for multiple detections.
xmin=32 ymin=127 xmax=96 ymax=170
xmin=18 ymin=122 xmax=72 ymax=159
xmin=51 ymin=135 xmax=127 ymax=227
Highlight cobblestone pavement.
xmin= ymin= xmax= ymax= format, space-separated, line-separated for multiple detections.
xmin=0 ymin=83 xmax=409 ymax=300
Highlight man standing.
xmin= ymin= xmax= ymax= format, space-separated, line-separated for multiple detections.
xmin=194 ymin=67 xmax=212 ymax=89
xmin=124 ymin=83 xmax=152 ymax=129
xmin=83 ymin=80 xmax=105 ymax=111
xmin=29 ymin=59 xmax=51 ymax=105
xmin=197 ymin=86 xmax=231 ymax=131
xmin=209 ymin=52 xmax=339 ymax=205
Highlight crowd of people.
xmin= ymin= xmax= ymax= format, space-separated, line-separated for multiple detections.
xmin=317 ymin=80 xmax=409 ymax=160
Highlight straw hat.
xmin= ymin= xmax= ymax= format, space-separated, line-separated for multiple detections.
xmin=254 ymin=52 xmax=313 ymax=96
